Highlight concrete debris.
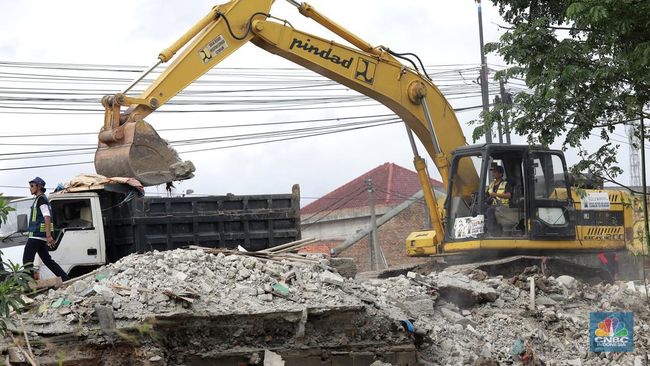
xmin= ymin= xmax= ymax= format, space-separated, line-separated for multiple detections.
xmin=534 ymin=296 xmax=558 ymax=306
xmin=413 ymin=268 xmax=650 ymax=366
xmin=149 ymin=355 xmax=163 ymax=362
xmin=430 ymin=270 xmax=499 ymax=307
xmin=320 ymin=270 xmax=345 ymax=286
xmin=264 ymin=350 xmax=285 ymax=366
xmin=94 ymin=304 xmax=116 ymax=335
xmin=11 ymin=249 xmax=429 ymax=364
xmin=556 ymin=275 xmax=577 ymax=289
xmin=328 ymin=257 xmax=358 ymax=278
xmin=28 ymin=249 xmax=404 ymax=327
xmin=6 ymin=248 xmax=650 ymax=365
xmin=370 ymin=362 xmax=394 ymax=366
xmin=439 ymin=307 xmax=474 ymax=326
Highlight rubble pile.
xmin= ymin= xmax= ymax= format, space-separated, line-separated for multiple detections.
xmin=6 ymin=249 xmax=650 ymax=365
xmin=16 ymin=249 xmax=432 ymax=364
xmin=410 ymin=268 xmax=650 ymax=365
xmin=30 ymin=249 xmax=433 ymax=328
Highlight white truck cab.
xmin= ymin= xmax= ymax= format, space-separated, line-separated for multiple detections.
xmin=1 ymin=193 xmax=107 ymax=279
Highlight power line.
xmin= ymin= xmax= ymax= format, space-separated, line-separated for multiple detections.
xmin=0 ymin=119 xmax=400 ymax=170
xmin=0 ymin=117 xmax=400 ymax=160
xmin=0 ymin=161 xmax=92 ymax=171
xmin=301 ymin=186 xmax=368 ymax=228
xmin=0 ymin=113 xmax=396 ymax=138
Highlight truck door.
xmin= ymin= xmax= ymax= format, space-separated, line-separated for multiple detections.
xmin=41 ymin=197 xmax=105 ymax=278
xmin=0 ymin=198 xmax=32 ymax=266
xmin=528 ymin=151 xmax=576 ymax=240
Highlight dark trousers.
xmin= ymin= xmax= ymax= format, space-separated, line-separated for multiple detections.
xmin=23 ymin=238 xmax=69 ymax=281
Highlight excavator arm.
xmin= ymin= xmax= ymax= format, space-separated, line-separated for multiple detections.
xmin=95 ymin=0 xmax=274 ymax=186
xmin=95 ymin=0 xmax=480 ymax=245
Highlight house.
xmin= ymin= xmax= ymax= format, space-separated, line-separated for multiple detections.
xmin=300 ymin=162 xmax=445 ymax=272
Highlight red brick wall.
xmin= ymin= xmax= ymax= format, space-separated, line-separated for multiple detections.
xmin=341 ymin=202 xmax=431 ymax=272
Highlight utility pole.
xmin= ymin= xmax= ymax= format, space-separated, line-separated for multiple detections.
xmin=493 ymin=95 xmax=504 ymax=143
xmin=476 ymin=0 xmax=492 ymax=143
xmin=640 ymin=113 xmax=650 ymax=302
xmin=366 ymin=178 xmax=387 ymax=270
xmin=500 ymin=80 xmax=512 ymax=144
xmin=366 ymin=178 xmax=378 ymax=270
xmin=627 ymin=122 xmax=642 ymax=187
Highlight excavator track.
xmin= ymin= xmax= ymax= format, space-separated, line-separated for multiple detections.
xmin=441 ymin=255 xmax=614 ymax=284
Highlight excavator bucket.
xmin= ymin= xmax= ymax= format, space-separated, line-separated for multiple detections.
xmin=95 ymin=120 xmax=195 ymax=186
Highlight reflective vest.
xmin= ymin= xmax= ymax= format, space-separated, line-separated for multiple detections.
xmin=28 ymin=194 xmax=50 ymax=238
xmin=487 ymin=180 xmax=509 ymax=206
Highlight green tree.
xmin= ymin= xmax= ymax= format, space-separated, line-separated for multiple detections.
xmin=481 ymin=0 xmax=650 ymax=184
xmin=0 ymin=193 xmax=14 ymax=227
xmin=0 ymin=195 xmax=29 ymax=336
xmin=0 ymin=260 xmax=32 ymax=335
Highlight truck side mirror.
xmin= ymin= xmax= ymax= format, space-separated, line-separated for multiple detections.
xmin=17 ymin=214 xmax=28 ymax=232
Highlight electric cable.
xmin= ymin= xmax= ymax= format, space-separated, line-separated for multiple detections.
xmin=387 ymin=49 xmax=431 ymax=80
xmin=301 ymin=185 xmax=368 ymax=229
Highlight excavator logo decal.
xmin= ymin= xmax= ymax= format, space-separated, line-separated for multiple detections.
xmin=289 ymin=38 xmax=353 ymax=69
xmin=199 ymin=35 xmax=229 ymax=64
xmin=355 ymin=57 xmax=376 ymax=85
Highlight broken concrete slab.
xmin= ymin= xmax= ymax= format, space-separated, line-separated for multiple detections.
xmin=94 ymin=304 xmax=116 ymax=335
xmin=401 ymin=297 xmax=435 ymax=317
xmin=535 ymin=296 xmax=559 ymax=306
xmin=433 ymin=273 xmax=498 ymax=307
xmin=329 ymin=257 xmax=358 ymax=278
xmin=439 ymin=307 xmax=474 ymax=326
xmin=556 ymin=275 xmax=577 ymax=289
xmin=320 ymin=271 xmax=345 ymax=286
xmin=264 ymin=350 xmax=285 ymax=366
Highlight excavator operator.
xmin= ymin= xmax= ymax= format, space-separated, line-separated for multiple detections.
xmin=485 ymin=165 xmax=512 ymax=236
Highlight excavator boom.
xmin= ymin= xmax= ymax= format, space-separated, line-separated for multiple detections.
xmin=94 ymin=0 xmax=475 ymax=249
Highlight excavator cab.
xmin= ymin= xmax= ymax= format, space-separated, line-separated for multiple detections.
xmin=445 ymin=144 xmax=576 ymax=243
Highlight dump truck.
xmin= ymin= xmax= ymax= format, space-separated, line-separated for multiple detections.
xmin=0 ymin=180 xmax=300 ymax=279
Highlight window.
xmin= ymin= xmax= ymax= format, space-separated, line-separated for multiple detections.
xmin=532 ymin=154 xmax=567 ymax=200
xmin=51 ymin=199 xmax=93 ymax=229
xmin=0 ymin=199 xmax=32 ymax=236
xmin=532 ymin=153 xmax=569 ymax=226
xmin=448 ymin=155 xmax=483 ymax=239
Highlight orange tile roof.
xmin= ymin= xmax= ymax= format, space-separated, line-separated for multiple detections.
xmin=301 ymin=162 xmax=443 ymax=215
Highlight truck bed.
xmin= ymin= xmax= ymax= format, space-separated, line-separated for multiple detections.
xmin=101 ymin=185 xmax=301 ymax=262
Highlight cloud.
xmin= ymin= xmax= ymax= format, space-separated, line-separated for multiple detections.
xmin=2 ymin=0 xmax=631 ymax=203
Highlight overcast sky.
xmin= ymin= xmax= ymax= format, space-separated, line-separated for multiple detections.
xmin=0 ymin=0 xmax=639 ymax=204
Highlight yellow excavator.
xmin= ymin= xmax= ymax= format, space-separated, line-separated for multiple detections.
xmin=94 ymin=0 xmax=644 ymax=279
